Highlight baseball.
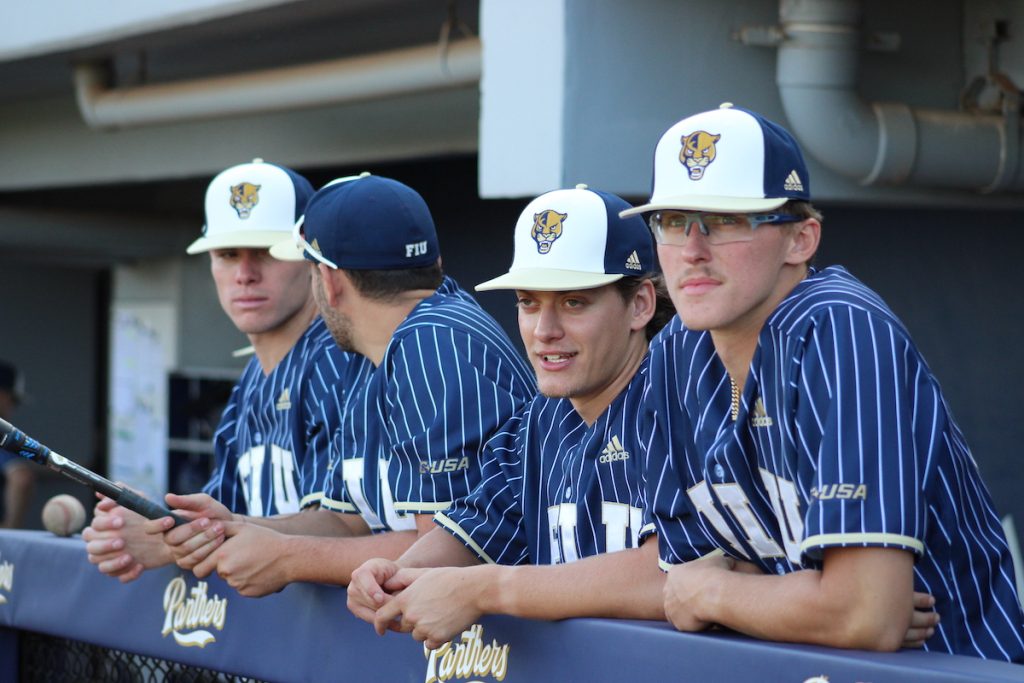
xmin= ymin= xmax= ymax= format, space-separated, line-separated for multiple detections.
xmin=41 ymin=494 xmax=86 ymax=537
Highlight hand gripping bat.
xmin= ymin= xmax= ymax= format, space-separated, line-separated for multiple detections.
xmin=0 ymin=417 xmax=186 ymax=527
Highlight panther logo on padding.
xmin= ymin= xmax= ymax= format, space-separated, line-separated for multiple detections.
xmin=229 ymin=182 xmax=261 ymax=219
xmin=679 ymin=130 xmax=721 ymax=180
xmin=531 ymin=210 xmax=568 ymax=254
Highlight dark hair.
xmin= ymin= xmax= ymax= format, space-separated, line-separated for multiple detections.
xmin=783 ymin=200 xmax=823 ymax=222
xmin=343 ymin=261 xmax=444 ymax=302
xmin=613 ymin=274 xmax=674 ymax=341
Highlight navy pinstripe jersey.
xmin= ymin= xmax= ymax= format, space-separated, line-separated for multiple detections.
xmin=321 ymin=277 xmax=536 ymax=532
xmin=435 ymin=357 xmax=655 ymax=565
xmin=203 ymin=317 xmax=372 ymax=516
xmin=645 ymin=266 xmax=1024 ymax=661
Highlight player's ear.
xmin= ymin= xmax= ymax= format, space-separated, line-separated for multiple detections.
xmin=784 ymin=218 xmax=820 ymax=266
xmin=317 ymin=263 xmax=344 ymax=307
xmin=628 ymin=279 xmax=657 ymax=333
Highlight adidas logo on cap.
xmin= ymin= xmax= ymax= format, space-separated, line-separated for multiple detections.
xmin=783 ymin=170 xmax=804 ymax=192
xmin=625 ymin=251 xmax=642 ymax=271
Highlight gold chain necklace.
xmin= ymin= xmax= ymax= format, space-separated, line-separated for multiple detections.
xmin=730 ymin=377 xmax=739 ymax=422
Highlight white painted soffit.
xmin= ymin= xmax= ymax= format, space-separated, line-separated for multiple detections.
xmin=0 ymin=0 xmax=299 ymax=62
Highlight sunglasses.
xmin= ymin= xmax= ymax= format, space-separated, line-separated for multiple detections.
xmin=648 ymin=211 xmax=802 ymax=246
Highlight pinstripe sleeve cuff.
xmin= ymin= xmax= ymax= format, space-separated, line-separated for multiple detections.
xmin=434 ymin=512 xmax=497 ymax=564
xmin=299 ymin=492 xmax=324 ymax=509
xmin=801 ymin=532 xmax=924 ymax=557
xmin=394 ymin=501 xmax=453 ymax=513
xmin=319 ymin=497 xmax=358 ymax=513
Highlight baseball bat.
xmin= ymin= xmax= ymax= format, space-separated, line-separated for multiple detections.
xmin=0 ymin=417 xmax=186 ymax=527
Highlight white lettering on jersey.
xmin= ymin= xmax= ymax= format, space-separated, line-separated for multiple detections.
xmin=341 ymin=458 xmax=416 ymax=531
xmin=713 ymin=483 xmax=784 ymax=557
xmin=237 ymin=446 xmax=265 ymax=516
xmin=547 ymin=504 xmax=579 ymax=564
xmin=759 ymin=468 xmax=804 ymax=564
xmin=689 ymin=475 xmax=804 ymax=561
xmin=269 ymin=446 xmax=300 ymax=514
xmin=601 ymin=502 xmax=644 ymax=553
xmin=687 ymin=480 xmax=746 ymax=556
xmin=236 ymin=445 xmax=301 ymax=516
xmin=546 ymin=502 xmax=643 ymax=563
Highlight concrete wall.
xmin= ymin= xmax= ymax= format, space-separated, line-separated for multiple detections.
xmin=0 ymin=263 xmax=100 ymax=464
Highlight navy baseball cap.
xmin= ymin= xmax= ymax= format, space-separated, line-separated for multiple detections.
xmin=621 ymin=103 xmax=811 ymax=217
xmin=272 ymin=175 xmax=440 ymax=270
xmin=187 ymin=159 xmax=315 ymax=254
xmin=476 ymin=185 xmax=655 ymax=291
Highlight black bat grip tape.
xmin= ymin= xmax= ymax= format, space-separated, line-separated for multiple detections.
xmin=115 ymin=488 xmax=188 ymax=527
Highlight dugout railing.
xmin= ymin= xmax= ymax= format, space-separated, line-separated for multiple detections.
xmin=0 ymin=530 xmax=1022 ymax=683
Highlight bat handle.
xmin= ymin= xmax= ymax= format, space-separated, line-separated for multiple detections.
xmin=114 ymin=488 xmax=188 ymax=527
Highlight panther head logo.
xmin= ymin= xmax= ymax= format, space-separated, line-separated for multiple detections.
xmin=531 ymin=210 xmax=568 ymax=254
xmin=679 ymin=130 xmax=721 ymax=180
xmin=229 ymin=182 xmax=261 ymax=219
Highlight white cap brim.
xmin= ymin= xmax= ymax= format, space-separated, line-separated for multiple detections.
xmin=186 ymin=230 xmax=293 ymax=254
xmin=476 ymin=268 xmax=624 ymax=292
xmin=619 ymin=194 xmax=789 ymax=217
xmin=269 ymin=238 xmax=306 ymax=261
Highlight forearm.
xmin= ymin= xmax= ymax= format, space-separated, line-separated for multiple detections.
xmin=692 ymin=549 xmax=914 ymax=650
xmin=398 ymin=527 xmax=481 ymax=569
xmin=481 ymin=537 xmax=664 ymax=622
xmin=277 ymin=529 xmax=421 ymax=586
xmin=246 ymin=508 xmax=368 ymax=537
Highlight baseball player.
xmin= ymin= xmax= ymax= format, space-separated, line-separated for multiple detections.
xmin=626 ymin=104 xmax=1024 ymax=659
xmin=346 ymin=185 xmax=674 ymax=649
xmin=170 ymin=174 xmax=536 ymax=596
xmin=0 ymin=360 xmax=35 ymax=528
xmin=84 ymin=160 xmax=371 ymax=581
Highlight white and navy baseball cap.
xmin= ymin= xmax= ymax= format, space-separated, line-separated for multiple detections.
xmin=620 ymin=103 xmax=811 ymax=217
xmin=275 ymin=175 xmax=440 ymax=270
xmin=476 ymin=185 xmax=655 ymax=292
xmin=186 ymin=159 xmax=315 ymax=254
xmin=269 ymin=172 xmax=370 ymax=262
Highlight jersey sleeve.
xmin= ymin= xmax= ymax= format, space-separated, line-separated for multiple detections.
xmin=434 ymin=414 xmax=529 ymax=565
xmin=383 ymin=326 xmax=528 ymax=514
xmin=797 ymin=306 xmax=928 ymax=561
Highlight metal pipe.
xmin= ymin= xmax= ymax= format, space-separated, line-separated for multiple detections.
xmin=774 ymin=0 xmax=1023 ymax=192
xmin=74 ymin=38 xmax=481 ymax=130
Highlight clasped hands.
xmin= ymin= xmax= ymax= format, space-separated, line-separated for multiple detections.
xmin=85 ymin=491 xmax=290 ymax=596
xmin=348 ymin=559 xmax=489 ymax=650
